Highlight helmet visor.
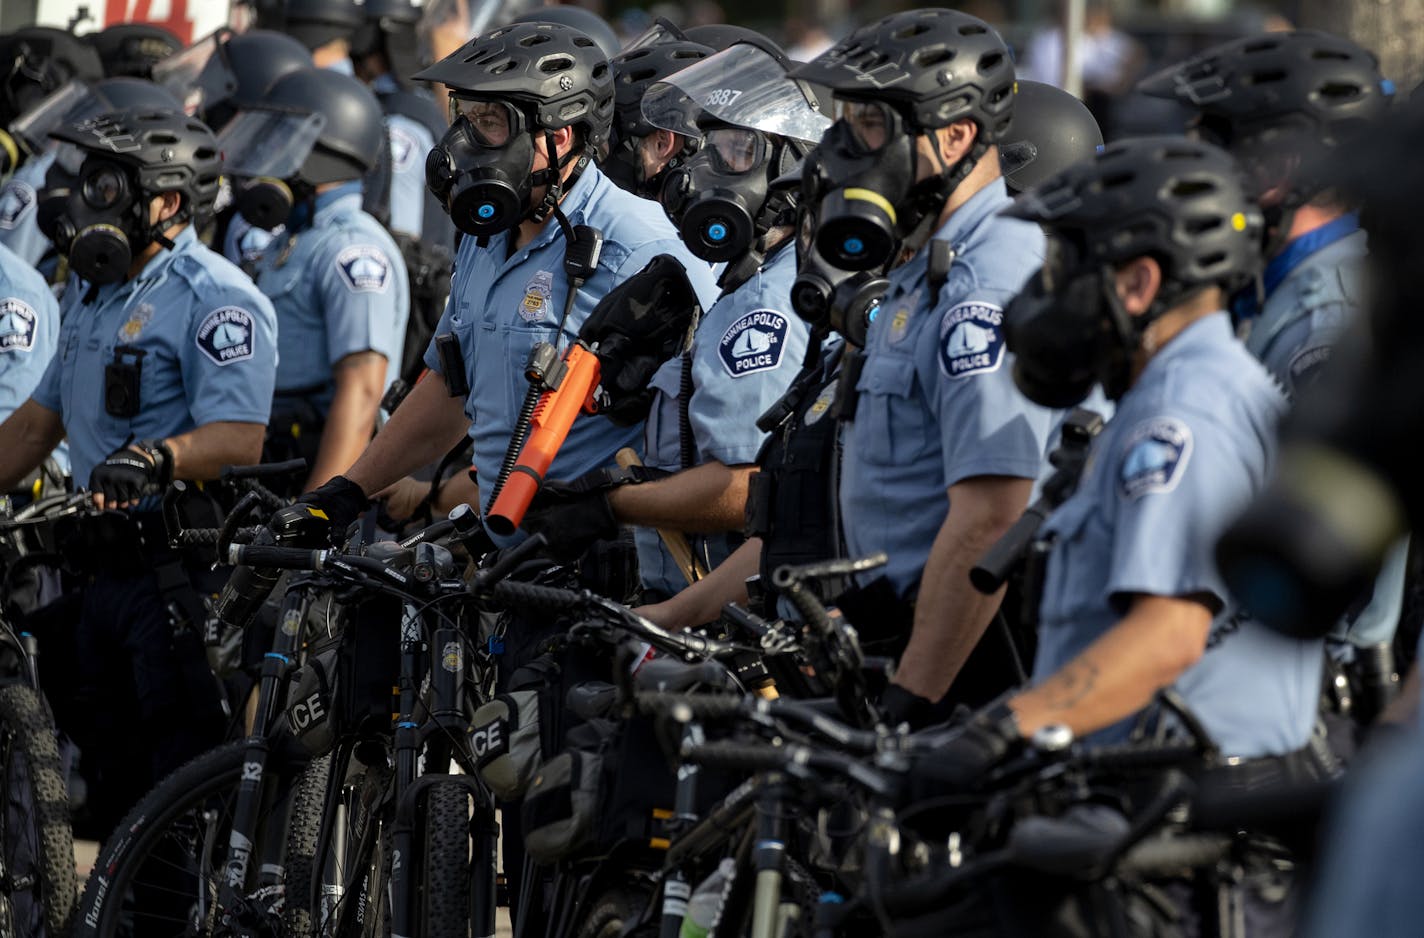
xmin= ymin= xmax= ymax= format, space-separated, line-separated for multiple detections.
xmin=642 ymin=44 xmax=830 ymax=144
xmin=152 ymin=29 xmax=237 ymax=117
xmin=9 ymin=79 xmax=91 ymax=154
xmin=621 ymin=17 xmax=687 ymax=54
xmin=218 ymin=107 xmax=326 ymax=179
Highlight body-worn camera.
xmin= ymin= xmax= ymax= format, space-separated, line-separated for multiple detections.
xmin=104 ymin=345 xmax=146 ymax=418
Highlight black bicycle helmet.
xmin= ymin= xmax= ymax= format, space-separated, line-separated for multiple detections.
xmin=611 ymin=38 xmax=714 ymax=143
xmin=415 ymin=21 xmax=615 ymax=147
xmin=1001 ymin=80 xmax=1103 ymax=193
xmin=1 ymin=27 xmax=104 ymax=124
xmin=1007 ymin=136 xmax=1263 ymax=298
xmin=85 ymin=23 xmax=182 ymax=78
xmin=49 ymin=107 xmax=224 ymax=228
xmin=260 ymin=67 xmax=385 ymax=180
xmin=511 ymin=6 xmax=621 ymax=62
xmin=790 ymin=9 xmax=1015 ymax=141
xmin=1138 ymin=30 xmax=1390 ymax=152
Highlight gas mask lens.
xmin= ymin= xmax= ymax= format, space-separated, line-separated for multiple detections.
xmin=82 ymin=164 xmax=128 ymax=210
xmin=448 ymin=97 xmax=515 ymax=148
xmin=706 ymin=127 xmax=764 ymax=175
xmin=837 ymin=100 xmax=896 ymax=154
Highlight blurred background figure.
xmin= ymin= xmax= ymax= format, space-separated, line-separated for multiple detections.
xmin=1022 ymin=0 xmax=1143 ymax=138
xmin=83 ymin=22 xmax=181 ymax=78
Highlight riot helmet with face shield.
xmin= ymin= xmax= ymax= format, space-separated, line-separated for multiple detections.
xmin=641 ymin=42 xmax=830 ymax=263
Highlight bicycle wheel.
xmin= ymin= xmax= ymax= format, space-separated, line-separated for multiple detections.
xmin=0 ymin=683 xmax=77 ymax=938
xmin=282 ymin=750 xmax=392 ymax=938
xmin=576 ymin=885 xmax=653 ymax=938
xmin=73 ymin=739 xmax=310 ymax=938
xmin=421 ymin=782 xmax=472 ymax=938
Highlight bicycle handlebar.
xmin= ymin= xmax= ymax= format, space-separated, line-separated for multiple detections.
xmin=220 ymin=459 xmax=307 ymax=481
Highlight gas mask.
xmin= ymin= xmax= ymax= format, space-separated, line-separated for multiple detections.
xmin=426 ymin=99 xmax=576 ymax=238
xmin=790 ymin=207 xmax=886 ymax=348
xmin=659 ymin=126 xmax=790 ymax=263
xmin=38 ymin=147 xmax=155 ymax=285
xmin=1002 ymin=235 xmax=1137 ymax=407
xmin=809 ymin=101 xmax=976 ymax=272
xmin=234 ymin=175 xmax=315 ymax=231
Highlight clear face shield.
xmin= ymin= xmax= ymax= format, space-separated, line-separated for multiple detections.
xmin=152 ymin=29 xmax=238 ymax=118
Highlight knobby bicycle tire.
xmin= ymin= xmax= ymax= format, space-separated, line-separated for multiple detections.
xmin=422 ymin=782 xmax=473 ymax=938
xmin=0 ymin=683 xmax=77 ymax=938
xmin=73 ymin=739 xmax=309 ymax=938
xmin=281 ymin=753 xmax=331 ymax=938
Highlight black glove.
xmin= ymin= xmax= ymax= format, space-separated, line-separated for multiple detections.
xmin=521 ymin=491 xmax=619 ymax=562
xmin=296 ymin=475 xmax=369 ymax=542
xmin=89 ymin=440 xmax=172 ymax=506
xmin=908 ymin=701 xmax=1024 ymax=797
xmin=878 ymin=683 xmax=936 ymax=730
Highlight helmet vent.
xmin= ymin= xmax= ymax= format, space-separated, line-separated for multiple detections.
xmin=978 ymin=51 xmax=1005 ymax=74
xmin=912 ymin=46 xmax=953 ymax=68
xmin=491 ymin=59 xmax=516 ymax=74
xmin=539 ymin=54 xmax=574 ymax=74
xmin=1312 ymin=48 xmax=1352 ymax=62
xmin=1245 ymin=68 xmax=1287 ymax=86
xmin=521 ymin=33 xmax=552 ymax=47
xmin=959 ymin=23 xmax=989 ymax=36
xmin=1317 ymin=81 xmax=1365 ymax=102
xmin=1169 ymin=178 xmax=1217 ymax=198
xmin=892 ymin=22 xmax=933 ymax=40
xmin=1185 ymin=215 xmax=1223 ymax=235
xmin=572 ymin=36 xmax=594 ymax=48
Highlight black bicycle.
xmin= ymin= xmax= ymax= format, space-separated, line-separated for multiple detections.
xmin=0 ymin=492 xmax=90 ymax=938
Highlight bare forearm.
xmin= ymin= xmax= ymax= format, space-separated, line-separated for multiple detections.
xmin=1010 ymin=597 xmax=1210 ymax=738
xmin=895 ymin=477 xmax=1034 ymax=701
xmin=608 ymin=461 xmax=753 ymax=533
xmin=307 ymin=359 xmax=386 ymax=491
xmin=640 ymin=537 xmax=762 ymax=631
xmin=345 ymin=374 xmax=469 ymax=496
xmin=165 ymin=422 xmax=266 ymax=480
xmin=0 ymin=400 xmax=64 ymax=491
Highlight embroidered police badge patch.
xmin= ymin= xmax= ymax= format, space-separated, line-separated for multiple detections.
xmin=335 ymin=245 xmax=392 ymax=293
xmin=389 ymin=125 xmax=419 ymax=173
xmin=1119 ymin=418 xmax=1193 ymax=499
xmin=0 ymin=299 xmax=38 ymax=353
xmin=520 ymin=270 xmax=554 ymax=323
xmin=118 ymin=303 xmax=154 ymax=343
xmin=196 ymin=307 xmax=256 ymax=366
xmin=1287 ymin=345 xmax=1331 ymax=390
xmin=0 ymin=182 xmax=34 ymax=230
xmin=719 ymin=309 xmax=788 ymax=378
xmin=939 ymin=302 xmax=1005 ymax=379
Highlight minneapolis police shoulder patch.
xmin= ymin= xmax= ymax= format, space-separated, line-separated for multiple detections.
xmin=1119 ymin=418 xmax=1193 ymax=500
xmin=719 ymin=309 xmax=789 ymax=378
xmin=335 ymin=245 xmax=392 ymax=293
xmin=0 ymin=298 xmax=38 ymax=352
xmin=0 ymin=182 xmax=34 ymax=230
xmin=195 ymin=306 xmax=256 ymax=366
xmin=939 ymin=301 xmax=1005 ymax=379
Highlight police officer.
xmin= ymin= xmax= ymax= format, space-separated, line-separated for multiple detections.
xmin=522 ymin=41 xmax=824 ymax=595
xmin=1 ymin=76 xmax=182 ymax=269
xmin=1140 ymin=31 xmax=1403 ymax=727
xmin=84 ymin=22 xmax=182 ymax=79
xmin=788 ymin=10 xmax=1056 ymax=721
xmin=601 ymin=22 xmax=713 ymax=199
xmin=0 ymin=108 xmax=278 ymax=831
xmin=0 ymin=28 xmax=103 ymax=260
xmin=925 ymin=136 xmax=1317 ymax=932
xmin=220 ymin=67 xmax=409 ymax=493
xmin=350 ymin=0 xmax=449 ymax=245
xmin=0 ymin=238 xmax=59 ymax=435
xmin=303 ymin=20 xmax=717 ymax=544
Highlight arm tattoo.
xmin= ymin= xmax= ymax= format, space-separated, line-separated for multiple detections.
xmin=1043 ymin=658 xmax=1100 ymax=711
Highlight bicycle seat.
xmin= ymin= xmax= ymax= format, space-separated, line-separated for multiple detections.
xmin=1006 ymin=804 xmax=1131 ymax=878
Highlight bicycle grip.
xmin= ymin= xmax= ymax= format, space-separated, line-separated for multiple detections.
xmin=173 ymin=528 xmax=223 ymax=547
xmin=489 ymin=578 xmax=586 ymax=610
xmin=486 ymin=343 xmax=602 ymax=537
xmin=226 ymin=545 xmax=328 ymax=569
xmin=681 ymin=742 xmax=794 ymax=771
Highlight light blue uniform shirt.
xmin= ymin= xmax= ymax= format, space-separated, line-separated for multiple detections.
xmin=1245 ymin=223 xmax=1366 ymax=397
xmin=32 ymin=226 xmax=278 ymax=485
xmin=373 ymin=74 xmax=433 ymax=241
xmin=1245 ymin=222 xmax=1403 ymax=652
xmin=637 ymin=242 xmax=809 ymax=596
xmin=1033 ymin=313 xmax=1318 ymax=759
xmin=423 ymin=165 xmax=720 ymax=523
xmin=249 ymin=184 xmax=409 ymax=416
xmin=839 ymin=179 xmax=1056 ymax=597
xmin=0 ymin=240 xmax=60 ymax=419
xmin=0 ymin=151 xmax=55 ymax=267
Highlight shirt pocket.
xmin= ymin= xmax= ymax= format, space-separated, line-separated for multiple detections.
xmin=854 ymin=351 xmax=932 ymax=467
xmin=1040 ymin=494 xmax=1113 ymax=622
xmin=643 ymin=361 xmax=686 ymax=470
